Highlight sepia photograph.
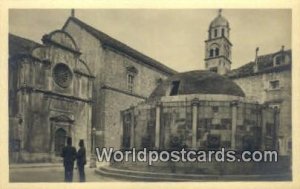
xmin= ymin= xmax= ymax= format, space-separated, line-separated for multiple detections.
xmin=7 ymin=8 xmax=293 ymax=183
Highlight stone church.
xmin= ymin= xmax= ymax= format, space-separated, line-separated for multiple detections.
xmin=9 ymin=10 xmax=291 ymax=163
xmin=9 ymin=13 xmax=176 ymax=163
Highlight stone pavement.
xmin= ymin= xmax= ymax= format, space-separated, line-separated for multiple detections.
xmin=9 ymin=163 xmax=120 ymax=182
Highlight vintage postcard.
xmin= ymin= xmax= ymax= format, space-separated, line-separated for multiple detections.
xmin=1 ymin=0 xmax=300 ymax=189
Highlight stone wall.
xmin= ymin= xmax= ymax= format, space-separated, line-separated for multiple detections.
xmin=122 ymin=97 xmax=277 ymax=152
xmin=102 ymin=89 xmax=144 ymax=149
xmin=102 ymin=47 xmax=169 ymax=97
xmin=232 ymin=70 xmax=291 ymax=155
xmin=63 ymin=20 xmax=173 ymax=150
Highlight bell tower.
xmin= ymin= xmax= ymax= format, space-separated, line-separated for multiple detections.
xmin=205 ymin=9 xmax=232 ymax=75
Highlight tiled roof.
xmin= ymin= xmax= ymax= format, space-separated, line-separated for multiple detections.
xmin=148 ymin=70 xmax=245 ymax=102
xmin=210 ymin=15 xmax=229 ymax=28
xmin=9 ymin=33 xmax=42 ymax=58
xmin=226 ymin=50 xmax=291 ymax=78
xmin=63 ymin=17 xmax=177 ymax=75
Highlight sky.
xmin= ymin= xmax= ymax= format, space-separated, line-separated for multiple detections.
xmin=9 ymin=9 xmax=291 ymax=72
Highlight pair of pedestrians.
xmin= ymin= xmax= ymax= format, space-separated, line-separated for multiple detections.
xmin=61 ymin=138 xmax=86 ymax=182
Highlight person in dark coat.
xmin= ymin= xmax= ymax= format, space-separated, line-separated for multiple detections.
xmin=76 ymin=139 xmax=86 ymax=182
xmin=61 ymin=137 xmax=77 ymax=182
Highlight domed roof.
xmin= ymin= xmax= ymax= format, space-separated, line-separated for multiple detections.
xmin=209 ymin=10 xmax=229 ymax=28
xmin=148 ymin=70 xmax=245 ymax=101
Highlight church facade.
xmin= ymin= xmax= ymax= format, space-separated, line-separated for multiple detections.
xmin=9 ymin=15 xmax=176 ymax=163
xmin=9 ymin=31 xmax=94 ymax=162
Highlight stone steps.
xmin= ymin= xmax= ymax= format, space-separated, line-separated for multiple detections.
xmin=95 ymin=166 xmax=291 ymax=181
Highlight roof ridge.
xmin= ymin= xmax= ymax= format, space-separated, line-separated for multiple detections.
xmin=231 ymin=49 xmax=292 ymax=71
xmin=9 ymin=33 xmax=42 ymax=46
xmin=257 ymin=49 xmax=291 ymax=58
xmin=227 ymin=49 xmax=292 ymax=78
xmin=64 ymin=16 xmax=177 ymax=75
xmin=9 ymin=33 xmax=43 ymax=58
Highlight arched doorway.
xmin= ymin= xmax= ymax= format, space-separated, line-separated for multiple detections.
xmin=54 ymin=128 xmax=67 ymax=156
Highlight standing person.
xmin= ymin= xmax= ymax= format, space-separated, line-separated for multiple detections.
xmin=61 ymin=137 xmax=77 ymax=182
xmin=77 ymin=139 xmax=86 ymax=182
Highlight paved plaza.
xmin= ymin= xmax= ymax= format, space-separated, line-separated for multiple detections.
xmin=10 ymin=165 xmax=119 ymax=182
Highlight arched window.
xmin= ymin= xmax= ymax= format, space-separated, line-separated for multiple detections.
xmin=127 ymin=74 xmax=134 ymax=93
xmin=209 ymin=49 xmax=214 ymax=57
xmin=215 ymin=48 xmax=219 ymax=56
xmin=126 ymin=66 xmax=138 ymax=93
xmin=214 ymin=29 xmax=218 ymax=37
xmin=221 ymin=28 xmax=225 ymax=36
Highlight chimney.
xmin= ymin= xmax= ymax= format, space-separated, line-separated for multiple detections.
xmin=281 ymin=45 xmax=285 ymax=64
xmin=71 ymin=9 xmax=75 ymax=17
xmin=253 ymin=47 xmax=259 ymax=73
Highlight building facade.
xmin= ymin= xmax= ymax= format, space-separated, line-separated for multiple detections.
xmin=204 ymin=11 xmax=292 ymax=156
xmin=227 ymin=50 xmax=292 ymax=155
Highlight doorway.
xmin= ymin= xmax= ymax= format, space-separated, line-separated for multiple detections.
xmin=122 ymin=112 xmax=131 ymax=149
xmin=54 ymin=128 xmax=67 ymax=156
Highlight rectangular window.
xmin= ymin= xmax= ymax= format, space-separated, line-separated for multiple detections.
xmin=221 ymin=119 xmax=232 ymax=130
xmin=269 ymin=104 xmax=280 ymax=110
xmin=127 ymin=74 xmax=134 ymax=93
xmin=170 ymin=80 xmax=180 ymax=96
xmin=209 ymin=49 xmax=214 ymax=57
xmin=266 ymin=123 xmax=273 ymax=136
xmin=269 ymin=80 xmax=280 ymax=90
xmin=212 ymin=106 xmax=219 ymax=113
xmin=237 ymin=125 xmax=245 ymax=132
xmin=275 ymin=55 xmax=284 ymax=66
xmin=210 ymin=67 xmax=218 ymax=73
xmin=214 ymin=124 xmax=221 ymax=130
xmin=215 ymin=48 xmax=219 ymax=56
xmin=198 ymin=118 xmax=212 ymax=130
xmin=288 ymin=141 xmax=292 ymax=150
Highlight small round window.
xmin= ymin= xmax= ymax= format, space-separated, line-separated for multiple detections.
xmin=52 ymin=63 xmax=73 ymax=88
